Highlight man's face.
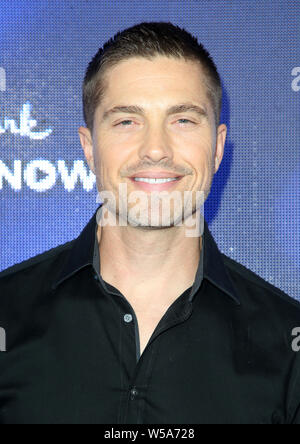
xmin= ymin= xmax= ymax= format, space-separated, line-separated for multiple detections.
xmin=79 ymin=56 xmax=227 ymax=229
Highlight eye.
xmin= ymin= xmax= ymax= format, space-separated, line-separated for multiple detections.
xmin=115 ymin=120 xmax=135 ymax=127
xmin=176 ymin=118 xmax=195 ymax=125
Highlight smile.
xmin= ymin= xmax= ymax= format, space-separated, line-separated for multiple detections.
xmin=129 ymin=176 xmax=183 ymax=191
xmin=133 ymin=177 xmax=179 ymax=184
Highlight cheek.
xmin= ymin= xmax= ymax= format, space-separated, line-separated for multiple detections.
xmin=182 ymin=132 xmax=213 ymax=170
xmin=94 ymin=144 xmax=128 ymax=185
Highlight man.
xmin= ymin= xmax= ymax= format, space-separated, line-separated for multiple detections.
xmin=0 ymin=22 xmax=300 ymax=425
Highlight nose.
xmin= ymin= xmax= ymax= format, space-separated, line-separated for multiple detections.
xmin=137 ymin=124 xmax=174 ymax=163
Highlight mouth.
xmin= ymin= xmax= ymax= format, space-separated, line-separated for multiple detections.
xmin=129 ymin=176 xmax=184 ymax=191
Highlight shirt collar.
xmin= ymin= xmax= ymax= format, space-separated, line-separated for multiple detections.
xmin=53 ymin=204 xmax=240 ymax=305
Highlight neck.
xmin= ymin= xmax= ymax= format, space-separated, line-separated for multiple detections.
xmin=97 ymin=221 xmax=202 ymax=301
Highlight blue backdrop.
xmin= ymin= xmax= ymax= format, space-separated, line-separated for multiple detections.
xmin=0 ymin=0 xmax=299 ymax=300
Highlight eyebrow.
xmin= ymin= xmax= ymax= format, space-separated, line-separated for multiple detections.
xmin=102 ymin=102 xmax=209 ymax=121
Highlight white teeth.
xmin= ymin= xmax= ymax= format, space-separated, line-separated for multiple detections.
xmin=134 ymin=177 xmax=178 ymax=184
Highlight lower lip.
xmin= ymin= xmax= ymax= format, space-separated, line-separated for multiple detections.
xmin=129 ymin=177 xmax=183 ymax=191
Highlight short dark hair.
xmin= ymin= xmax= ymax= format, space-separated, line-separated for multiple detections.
xmin=83 ymin=21 xmax=222 ymax=132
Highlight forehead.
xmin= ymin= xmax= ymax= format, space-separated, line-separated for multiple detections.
xmin=102 ymin=56 xmax=209 ymax=100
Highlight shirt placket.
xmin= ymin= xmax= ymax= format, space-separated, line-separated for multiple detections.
xmin=119 ymin=288 xmax=194 ymax=424
xmin=94 ymin=261 xmax=195 ymax=424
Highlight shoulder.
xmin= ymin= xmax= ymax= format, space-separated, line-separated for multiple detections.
xmin=0 ymin=241 xmax=73 ymax=313
xmin=0 ymin=241 xmax=73 ymax=280
xmin=222 ymin=253 xmax=300 ymax=321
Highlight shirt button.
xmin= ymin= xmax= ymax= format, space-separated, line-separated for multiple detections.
xmin=130 ymin=388 xmax=138 ymax=400
xmin=124 ymin=314 xmax=133 ymax=323
xmin=93 ymin=273 xmax=99 ymax=281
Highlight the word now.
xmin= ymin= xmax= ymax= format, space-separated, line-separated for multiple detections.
xmin=0 ymin=159 xmax=96 ymax=192
xmin=0 ymin=102 xmax=52 ymax=140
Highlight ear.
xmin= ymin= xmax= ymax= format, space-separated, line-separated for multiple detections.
xmin=214 ymin=123 xmax=227 ymax=173
xmin=78 ymin=126 xmax=96 ymax=174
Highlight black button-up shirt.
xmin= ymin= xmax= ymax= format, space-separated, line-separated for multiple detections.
xmin=0 ymin=204 xmax=300 ymax=424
